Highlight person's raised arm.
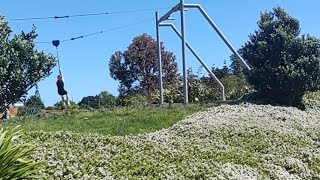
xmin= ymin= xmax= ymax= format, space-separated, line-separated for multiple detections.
xmin=59 ymin=69 xmax=64 ymax=81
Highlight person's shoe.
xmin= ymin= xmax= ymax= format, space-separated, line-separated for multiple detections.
xmin=67 ymin=101 xmax=71 ymax=106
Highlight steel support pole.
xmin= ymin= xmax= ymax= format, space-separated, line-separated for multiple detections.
xmin=160 ymin=23 xmax=225 ymax=101
xmin=156 ymin=12 xmax=164 ymax=105
xmin=184 ymin=4 xmax=251 ymax=70
xmin=180 ymin=0 xmax=188 ymax=104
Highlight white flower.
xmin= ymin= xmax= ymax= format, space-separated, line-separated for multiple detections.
xmin=16 ymin=103 xmax=320 ymax=178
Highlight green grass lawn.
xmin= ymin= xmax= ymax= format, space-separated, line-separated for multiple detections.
xmin=0 ymin=106 xmax=203 ymax=136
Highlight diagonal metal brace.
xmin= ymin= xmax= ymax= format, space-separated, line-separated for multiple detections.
xmin=159 ymin=23 xmax=226 ymax=101
xmin=158 ymin=3 xmax=180 ymax=24
xmin=184 ymin=4 xmax=251 ymax=70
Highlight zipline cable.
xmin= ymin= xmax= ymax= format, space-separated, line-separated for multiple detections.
xmin=60 ymin=18 xmax=153 ymax=42
xmin=35 ymin=18 xmax=154 ymax=44
xmin=9 ymin=7 xmax=170 ymax=21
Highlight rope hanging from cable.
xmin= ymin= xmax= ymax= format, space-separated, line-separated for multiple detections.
xmin=52 ymin=40 xmax=61 ymax=69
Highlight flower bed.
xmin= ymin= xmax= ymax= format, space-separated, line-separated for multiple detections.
xmin=22 ymin=104 xmax=320 ymax=179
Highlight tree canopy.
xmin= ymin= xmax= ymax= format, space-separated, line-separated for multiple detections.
xmin=0 ymin=16 xmax=56 ymax=111
xmin=78 ymin=91 xmax=116 ymax=109
xmin=237 ymin=7 xmax=320 ymax=106
xmin=25 ymin=95 xmax=45 ymax=109
xmin=109 ymin=33 xmax=180 ymax=102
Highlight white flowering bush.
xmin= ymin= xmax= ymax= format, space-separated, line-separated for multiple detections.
xmin=17 ymin=104 xmax=320 ymax=179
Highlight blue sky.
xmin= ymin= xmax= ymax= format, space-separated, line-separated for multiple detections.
xmin=1 ymin=0 xmax=320 ymax=106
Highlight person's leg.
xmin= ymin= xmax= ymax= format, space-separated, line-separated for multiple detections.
xmin=66 ymin=93 xmax=70 ymax=106
xmin=61 ymin=95 xmax=66 ymax=108
xmin=63 ymin=90 xmax=70 ymax=106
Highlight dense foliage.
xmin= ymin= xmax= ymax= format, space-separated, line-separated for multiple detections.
xmin=53 ymin=101 xmax=79 ymax=110
xmin=238 ymin=7 xmax=320 ymax=107
xmin=0 ymin=126 xmax=43 ymax=179
xmin=25 ymin=95 xmax=45 ymax=109
xmin=186 ymin=65 xmax=250 ymax=103
xmin=78 ymin=91 xmax=116 ymax=109
xmin=0 ymin=16 xmax=56 ymax=111
xmin=109 ymin=33 xmax=180 ymax=103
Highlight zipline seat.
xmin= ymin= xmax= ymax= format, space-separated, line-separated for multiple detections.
xmin=52 ymin=40 xmax=60 ymax=47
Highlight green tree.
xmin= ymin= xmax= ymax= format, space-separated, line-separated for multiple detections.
xmin=187 ymin=68 xmax=202 ymax=102
xmin=221 ymin=75 xmax=250 ymax=100
xmin=109 ymin=51 xmax=137 ymax=97
xmin=78 ymin=96 xmax=98 ymax=109
xmin=205 ymin=61 xmax=231 ymax=87
xmin=78 ymin=91 xmax=116 ymax=109
xmin=230 ymin=53 xmax=244 ymax=77
xmin=25 ymin=95 xmax=45 ymax=109
xmin=163 ymin=87 xmax=182 ymax=105
xmin=211 ymin=60 xmax=230 ymax=79
xmin=239 ymin=7 xmax=320 ymax=107
xmin=187 ymin=67 xmax=215 ymax=103
xmin=197 ymin=63 xmax=250 ymax=101
xmin=0 ymin=16 xmax=55 ymax=111
xmin=121 ymin=93 xmax=148 ymax=107
xmin=98 ymin=91 xmax=116 ymax=108
xmin=109 ymin=33 xmax=180 ymax=102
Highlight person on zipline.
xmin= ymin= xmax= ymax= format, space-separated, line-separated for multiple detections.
xmin=56 ymin=69 xmax=70 ymax=108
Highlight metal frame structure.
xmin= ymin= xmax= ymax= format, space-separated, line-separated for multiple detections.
xmin=156 ymin=0 xmax=251 ymax=105
xmin=159 ymin=22 xmax=225 ymax=102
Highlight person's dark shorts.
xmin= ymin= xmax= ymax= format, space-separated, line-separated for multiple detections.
xmin=58 ymin=90 xmax=68 ymax=96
